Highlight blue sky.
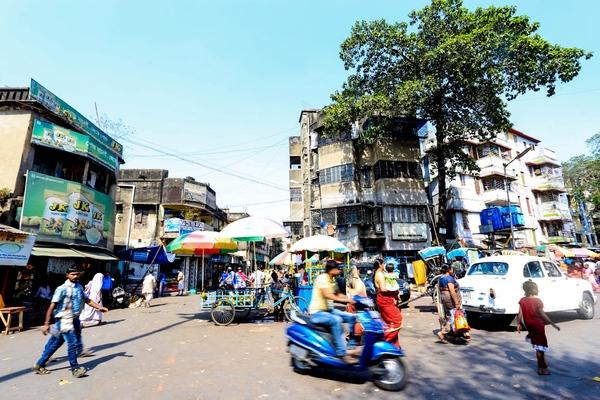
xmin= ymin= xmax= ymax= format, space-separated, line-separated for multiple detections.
xmin=2 ymin=0 xmax=599 ymax=221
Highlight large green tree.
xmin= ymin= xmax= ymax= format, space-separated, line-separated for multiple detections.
xmin=323 ymin=0 xmax=591 ymax=242
xmin=563 ymin=134 xmax=600 ymax=218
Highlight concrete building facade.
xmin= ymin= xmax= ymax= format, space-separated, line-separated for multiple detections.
xmin=0 ymin=80 xmax=123 ymax=306
xmin=285 ymin=110 xmax=431 ymax=263
xmin=114 ymin=169 xmax=228 ymax=290
xmin=427 ymin=128 xmax=576 ymax=249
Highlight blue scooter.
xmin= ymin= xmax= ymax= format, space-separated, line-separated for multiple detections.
xmin=286 ymin=296 xmax=407 ymax=391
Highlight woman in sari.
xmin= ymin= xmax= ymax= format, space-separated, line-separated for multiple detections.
xmin=80 ymin=273 xmax=104 ymax=327
xmin=374 ymin=259 xmax=402 ymax=348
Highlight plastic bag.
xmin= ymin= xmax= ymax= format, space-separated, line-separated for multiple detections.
xmin=453 ymin=309 xmax=470 ymax=333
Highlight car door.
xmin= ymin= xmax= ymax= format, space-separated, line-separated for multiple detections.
xmin=541 ymin=261 xmax=564 ymax=311
xmin=522 ymin=261 xmax=552 ymax=310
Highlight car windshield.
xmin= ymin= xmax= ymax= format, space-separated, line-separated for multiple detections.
xmin=467 ymin=262 xmax=509 ymax=276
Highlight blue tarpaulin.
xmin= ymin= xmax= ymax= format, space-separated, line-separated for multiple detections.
xmin=117 ymin=246 xmax=175 ymax=265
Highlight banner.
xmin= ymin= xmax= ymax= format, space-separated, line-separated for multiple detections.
xmin=31 ymin=119 xmax=119 ymax=172
xmin=164 ymin=218 xmax=205 ymax=235
xmin=29 ymin=79 xmax=123 ymax=156
xmin=0 ymin=231 xmax=36 ymax=266
xmin=20 ymin=171 xmax=114 ymax=248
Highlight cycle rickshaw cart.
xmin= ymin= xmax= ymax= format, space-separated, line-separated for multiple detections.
xmin=201 ymin=284 xmax=308 ymax=326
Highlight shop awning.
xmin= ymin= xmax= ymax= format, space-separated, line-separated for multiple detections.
xmin=31 ymin=246 xmax=118 ymax=260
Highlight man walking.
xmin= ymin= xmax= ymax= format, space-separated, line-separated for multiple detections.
xmin=33 ymin=265 xmax=108 ymax=377
xmin=142 ymin=273 xmax=157 ymax=307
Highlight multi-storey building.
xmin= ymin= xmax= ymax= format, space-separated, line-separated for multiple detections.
xmin=0 ymin=80 xmax=123 ymax=305
xmin=285 ymin=110 xmax=432 ymax=264
xmin=428 ymin=128 xmax=575 ymax=249
xmin=114 ymin=169 xmax=227 ymax=290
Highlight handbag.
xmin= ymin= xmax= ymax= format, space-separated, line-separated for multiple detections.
xmin=453 ymin=309 xmax=470 ymax=333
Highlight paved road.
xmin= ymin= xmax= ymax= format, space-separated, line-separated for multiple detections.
xmin=1 ymin=295 xmax=599 ymax=399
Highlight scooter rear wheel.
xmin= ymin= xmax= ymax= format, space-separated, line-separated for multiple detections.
xmin=371 ymin=356 xmax=407 ymax=391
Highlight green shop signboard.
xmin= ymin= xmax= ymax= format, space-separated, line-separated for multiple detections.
xmin=20 ymin=171 xmax=115 ymax=248
xmin=29 ymin=79 xmax=123 ymax=156
xmin=31 ymin=119 xmax=119 ymax=172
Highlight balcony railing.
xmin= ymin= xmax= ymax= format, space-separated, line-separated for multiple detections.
xmin=481 ymin=189 xmax=519 ymax=206
xmin=531 ymin=174 xmax=566 ymax=192
xmin=477 ymin=156 xmax=517 ymax=179
xmin=536 ymin=201 xmax=572 ymax=221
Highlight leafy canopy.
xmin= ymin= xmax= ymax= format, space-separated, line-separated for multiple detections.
xmin=323 ymin=0 xmax=591 ymax=236
xmin=563 ymin=134 xmax=600 ymax=214
xmin=324 ymin=0 xmax=591 ymax=178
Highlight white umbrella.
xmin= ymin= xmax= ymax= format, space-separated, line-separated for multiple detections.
xmin=290 ymin=235 xmax=350 ymax=253
xmin=220 ymin=216 xmax=288 ymax=241
xmin=219 ymin=216 xmax=288 ymax=270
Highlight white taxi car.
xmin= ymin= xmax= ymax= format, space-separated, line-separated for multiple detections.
xmin=457 ymin=255 xmax=596 ymax=319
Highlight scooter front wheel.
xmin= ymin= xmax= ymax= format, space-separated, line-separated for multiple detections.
xmin=371 ymin=356 xmax=407 ymax=391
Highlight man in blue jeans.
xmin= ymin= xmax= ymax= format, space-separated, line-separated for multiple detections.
xmin=33 ymin=266 xmax=107 ymax=378
xmin=309 ymin=260 xmax=360 ymax=364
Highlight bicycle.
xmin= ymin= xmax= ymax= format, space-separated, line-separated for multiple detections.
xmin=262 ymin=284 xmax=309 ymax=321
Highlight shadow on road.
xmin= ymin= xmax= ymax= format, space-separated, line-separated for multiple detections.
xmin=0 ymin=312 xmax=199 ymax=384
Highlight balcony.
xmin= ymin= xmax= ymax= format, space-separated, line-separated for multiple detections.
xmin=477 ymin=156 xmax=517 ymax=179
xmin=536 ymin=201 xmax=572 ymax=221
xmin=525 ymin=148 xmax=560 ymax=167
xmin=289 ymin=169 xmax=302 ymax=186
xmin=481 ymin=188 xmax=519 ymax=206
xmin=531 ymin=175 xmax=566 ymax=192
xmin=547 ymin=234 xmax=575 ymax=244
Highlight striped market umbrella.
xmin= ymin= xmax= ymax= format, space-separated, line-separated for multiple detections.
xmin=166 ymin=231 xmax=237 ymax=290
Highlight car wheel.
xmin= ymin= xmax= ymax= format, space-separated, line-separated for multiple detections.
xmin=578 ymin=293 xmax=595 ymax=320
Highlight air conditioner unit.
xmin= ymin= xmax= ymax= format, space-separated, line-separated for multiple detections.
xmin=375 ymin=223 xmax=383 ymax=233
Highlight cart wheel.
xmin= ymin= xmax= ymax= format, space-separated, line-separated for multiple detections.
xmin=236 ymin=308 xmax=252 ymax=320
xmin=211 ymin=300 xmax=235 ymax=326
xmin=283 ymin=296 xmax=310 ymax=321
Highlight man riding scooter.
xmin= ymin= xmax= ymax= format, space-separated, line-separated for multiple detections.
xmin=309 ymin=260 xmax=361 ymax=364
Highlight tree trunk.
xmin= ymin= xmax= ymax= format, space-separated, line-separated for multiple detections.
xmin=435 ymin=132 xmax=448 ymax=246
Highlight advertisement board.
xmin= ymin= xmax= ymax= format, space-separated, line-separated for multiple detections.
xmin=0 ymin=231 xmax=36 ymax=266
xmin=391 ymin=223 xmax=429 ymax=241
xmin=163 ymin=218 xmax=205 ymax=235
xmin=20 ymin=171 xmax=114 ymax=248
xmin=29 ymin=79 xmax=123 ymax=156
xmin=31 ymin=119 xmax=119 ymax=172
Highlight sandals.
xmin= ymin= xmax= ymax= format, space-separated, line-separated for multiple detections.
xmin=537 ymin=369 xmax=551 ymax=376
xmin=33 ymin=364 xmax=50 ymax=375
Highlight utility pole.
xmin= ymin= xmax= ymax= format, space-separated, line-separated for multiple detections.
xmin=503 ymin=145 xmax=533 ymax=249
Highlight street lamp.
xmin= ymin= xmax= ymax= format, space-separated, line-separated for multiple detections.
xmin=503 ymin=145 xmax=533 ymax=249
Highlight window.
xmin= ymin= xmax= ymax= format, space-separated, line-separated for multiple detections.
xmin=462 ymin=212 xmax=470 ymax=230
xmin=134 ymin=207 xmax=150 ymax=229
xmin=384 ymin=206 xmax=428 ymax=223
xmin=361 ymin=168 xmax=372 ymax=188
xmin=523 ymin=262 xmax=544 ymax=278
xmin=373 ymin=160 xmax=422 ymax=180
xmin=482 ymin=176 xmax=509 ymax=191
xmin=459 ymin=174 xmax=467 ymax=186
xmin=542 ymin=262 xmax=562 ymax=278
xmin=319 ymin=164 xmax=354 ymax=185
xmin=468 ymin=262 xmax=508 ymax=276
xmin=290 ymin=188 xmax=301 ymax=202
xmin=525 ymin=198 xmax=532 ymax=215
